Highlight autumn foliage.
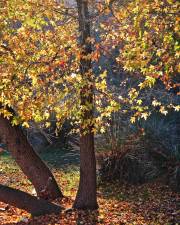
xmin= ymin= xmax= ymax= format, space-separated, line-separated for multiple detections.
xmin=0 ymin=0 xmax=179 ymax=223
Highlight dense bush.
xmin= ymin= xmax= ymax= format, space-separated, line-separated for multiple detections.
xmin=97 ymin=111 xmax=180 ymax=192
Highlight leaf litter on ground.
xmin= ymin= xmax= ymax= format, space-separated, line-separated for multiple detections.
xmin=0 ymin=154 xmax=179 ymax=224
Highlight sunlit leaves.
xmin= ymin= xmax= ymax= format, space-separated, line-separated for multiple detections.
xmin=0 ymin=0 xmax=179 ymax=132
xmin=22 ymin=121 xmax=30 ymax=128
xmin=103 ymin=0 xmax=179 ymax=89
xmin=138 ymin=76 xmax=156 ymax=89
xmin=0 ymin=0 xmax=80 ymax=126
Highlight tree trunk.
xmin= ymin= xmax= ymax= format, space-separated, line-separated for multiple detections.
xmin=0 ymin=115 xmax=63 ymax=200
xmin=73 ymin=0 xmax=98 ymax=210
xmin=0 ymin=184 xmax=62 ymax=216
xmin=74 ymin=133 xmax=98 ymax=209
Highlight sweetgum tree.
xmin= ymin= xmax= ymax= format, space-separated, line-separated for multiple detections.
xmin=101 ymin=0 xmax=179 ymax=121
xmin=0 ymin=0 xmax=115 ymax=211
xmin=0 ymin=0 xmax=76 ymax=200
xmin=0 ymin=0 xmax=179 ymax=213
xmin=0 ymin=0 xmax=79 ymax=209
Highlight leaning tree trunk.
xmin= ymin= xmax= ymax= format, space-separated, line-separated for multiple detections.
xmin=0 ymin=115 xmax=63 ymax=200
xmin=0 ymin=184 xmax=62 ymax=216
xmin=73 ymin=0 xmax=98 ymax=210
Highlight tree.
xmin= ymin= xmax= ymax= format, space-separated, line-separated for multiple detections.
xmin=99 ymin=0 xmax=180 ymax=120
xmin=0 ymin=0 xmax=76 ymax=202
xmin=0 ymin=114 xmax=63 ymax=200
xmin=0 ymin=0 xmax=104 ymax=210
xmin=0 ymin=184 xmax=62 ymax=216
xmin=73 ymin=0 xmax=98 ymax=210
xmin=0 ymin=0 xmax=118 ymax=212
xmin=103 ymin=0 xmax=179 ymax=88
xmin=1 ymin=0 xmax=178 ymax=213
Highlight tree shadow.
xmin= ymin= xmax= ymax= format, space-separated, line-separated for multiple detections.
xmin=40 ymin=147 xmax=80 ymax=170
xmin=2 ymin=210 xmax=99 ymax=225
xmin=3 ymin=215 xmax=58 ymax=225
xmin=98 ymin=180 xmax=179 ymax=224
xmin=76 ymin=210 xmax=99 ymax=225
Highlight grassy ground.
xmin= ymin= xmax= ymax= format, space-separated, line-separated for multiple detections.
xmin=0 ymin=150 xmax=179 ymax=225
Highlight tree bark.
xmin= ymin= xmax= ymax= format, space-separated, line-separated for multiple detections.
xmin=0 ymin=184 xmax=62 ymax=216
xmin=73 ymin=0 xmax=98 ymax=210
xmin=74 ymin=133 xmax=98 ymax=209
xmin=0 ymin=115 xmax=63 ymax=200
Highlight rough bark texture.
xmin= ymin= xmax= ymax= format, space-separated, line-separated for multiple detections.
xmin=0 ymin=184 xmax=62 ymax=216
xmin=73 ymin=0 xmax=98 ymax=210
xmin=74 ymin=133 xmax=98 ymax=209
xmin=0 ymin=115 xmax=63 ymax=200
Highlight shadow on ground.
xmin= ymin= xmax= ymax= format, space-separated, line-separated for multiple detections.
xmin=40 ymin=146 xmax=80 ymax=170
xmin=2 ymin=210 xmax=99 ymax=225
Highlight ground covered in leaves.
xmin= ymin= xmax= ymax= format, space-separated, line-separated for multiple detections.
xmin=0 ymin=151 xmax=179 ymax=225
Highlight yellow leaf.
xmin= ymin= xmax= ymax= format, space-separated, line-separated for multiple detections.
xmin=130 ymin=117 xmax=136 ymax=123
xmin=22 ymin=122 xmax=29 ymax=128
